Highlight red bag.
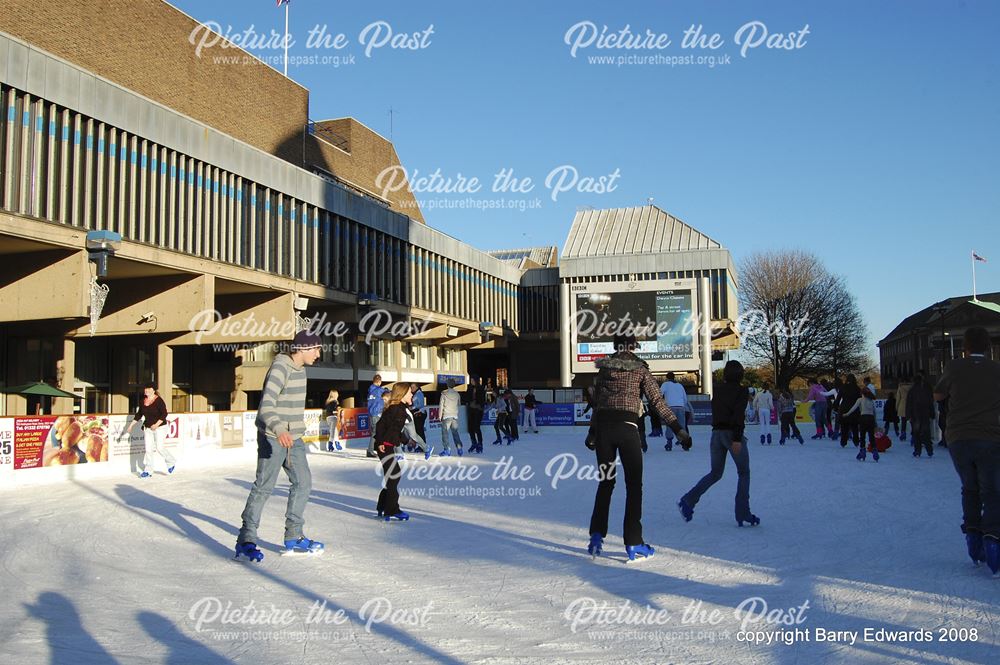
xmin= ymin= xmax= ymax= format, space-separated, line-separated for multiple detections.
xmin=869 ymin=434 xmax=892 ymax=453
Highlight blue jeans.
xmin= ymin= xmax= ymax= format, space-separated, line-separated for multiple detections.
xmin=664 ymin=410 xmax=686 ymax=442
xmin=367 ymin=413 xmax=382 ymax=455
xmin=238 ymin=433 xmax=312 ymax=544
xmin=948 ymin=439 xmax=1000 ymax=539
xmin=441 ymin=418 xmax=463 ymax=450
xmin=682 ymin=429 xmax=751 ymax=520
xmin=813 ymin=401 xmax=827 ymax=433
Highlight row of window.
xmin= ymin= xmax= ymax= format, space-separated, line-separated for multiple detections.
xmin=0 ymin=83 xmax=518 ymax=325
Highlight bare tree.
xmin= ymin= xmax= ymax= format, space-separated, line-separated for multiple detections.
xmin=738 ymin=250 xmax=868 ymax=389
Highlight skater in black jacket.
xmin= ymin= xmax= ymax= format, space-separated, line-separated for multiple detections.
xmin=678 ymin=360 xmax=759 ymax=527
xmin=374 ymin=383 xmax=414 ymax=521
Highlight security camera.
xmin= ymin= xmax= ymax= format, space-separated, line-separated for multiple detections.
xmin=140 ymin=311 xmax=155 ymax=321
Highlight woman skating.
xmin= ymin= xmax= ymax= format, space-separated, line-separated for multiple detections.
xmin=374 ymin=383 xmax=414 ymax=521
xmin=586 ymin=333 xmax=692 ymax=561
xmin=678 ymin=361 xmax=759 ymax=527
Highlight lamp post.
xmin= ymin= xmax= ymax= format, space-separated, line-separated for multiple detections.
xmin=932 ymin=302 xmax=949 ymax=377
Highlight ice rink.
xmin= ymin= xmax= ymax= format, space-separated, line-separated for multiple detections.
xmin=2 ymin=425 xmax=997 ymax=664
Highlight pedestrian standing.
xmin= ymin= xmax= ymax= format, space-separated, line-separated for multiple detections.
xmin=439 ymin=378 xmax=464 ymax=457
xmin=523 ymin=388 xmax=540 ymax=434
xmin=934 ymin=327 xmax=1000 ymax=573
xmin=323 ymin=389 xmax=342 ymax=452
xmin=907 ymin=373 xmax=936 ymax=458
xmin=754 ymin=383 xmax=775 ymax=444
xmin=467 ymin=376 xmax=485 ymax=453
xmin=366 ymin=374 xmax=389 ymax=459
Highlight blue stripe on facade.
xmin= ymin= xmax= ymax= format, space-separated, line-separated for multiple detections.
xmin=98 ymin=139 xmax=105 ymax=154
xmin=22 ymin=110 xmax=29 ymax=126
xmin=86 ymin=135 xmax=93 ymax=151
xmin=35 ymin=115 xmax=43 ymax=132
xmin=7 ymin=106 xmax=14 ymax=122
xmin=141 ymin=154 xmax=147 ymax=169
xmin=120 ymin=145 xmax=126 ymax=161
xmin=63 ymin=126 xmax=71 ymax=142
xmin=49 ymin=120 xmax=56 ymax=136
xmin=74 ymin=130 xmax=81 ymax=145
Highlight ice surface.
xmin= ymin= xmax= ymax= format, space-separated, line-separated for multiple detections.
xmin=2 ymin=426 xmax=997 ymax=664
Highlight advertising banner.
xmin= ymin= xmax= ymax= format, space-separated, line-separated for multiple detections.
xmin=0 ymin=418 xmax=13 ymax=472
xmin=340 ymin=407 xmax=371 ymax=439
xmin=14 ymin=415 xmax=113 ymax=470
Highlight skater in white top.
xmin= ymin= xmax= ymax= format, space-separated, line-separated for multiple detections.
xmin=754 ymin=383 xmax=775 ymax=444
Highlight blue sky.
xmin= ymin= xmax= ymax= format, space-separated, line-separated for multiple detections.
xmin=169 ymin=0 xmax=1000 ymax=359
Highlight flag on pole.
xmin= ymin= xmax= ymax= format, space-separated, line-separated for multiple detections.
xmin=277 ymin=0 xmax=290 ymax=7
xmin=973 ymin=251 xmax=987 ymax=263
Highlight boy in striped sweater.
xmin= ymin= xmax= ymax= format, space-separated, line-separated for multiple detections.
xmin=235 ymin=331 xmax=323 ymax=561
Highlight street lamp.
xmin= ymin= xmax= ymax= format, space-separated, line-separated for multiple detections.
xmin=932 ymin=301 xmax=949 ymax=376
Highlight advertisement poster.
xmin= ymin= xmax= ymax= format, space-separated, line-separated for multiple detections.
xmin=531 ymin=404 xmax=576 ymax=427
xmin=179 ymin=413 xmax=219 ymax=449
xmin=339 ymin=407 xmax=371 ymax=439
xmin=574 ymin=403 xmax=592 ymax=424
xmin=243 ymin=412 xmax=258 ymax=447
xmin=108 ymin=415 xmax=146 ymax=460
xmin=303 ymin=409 xmax=323 ymax=444
xmin=0 ymin=418 xmax=13 ymax=472
xmin=14 ymin=415 xmax=112 ymax=470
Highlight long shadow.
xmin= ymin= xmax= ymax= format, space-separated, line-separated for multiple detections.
xmin=24 ymin=591 xmax=119 ymax=665
xmin=260 ymin=453 xmax=1000 ymax=665
xmin=70 ymin=481 xmax=468 ymax=665
xmin=112 ymin=485 xmax=238 ymax=557
xmin=137 ymin=612 xmax=233 ymax=665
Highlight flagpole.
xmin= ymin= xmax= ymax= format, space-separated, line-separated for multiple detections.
xmin=973 ymin=251 xmax=978 ymax=301
xmin=283 ymin=1 xmax=290 ymax=77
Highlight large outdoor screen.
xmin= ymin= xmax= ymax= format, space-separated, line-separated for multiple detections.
xmin=570 ymin=279 xmax=699 ymax=374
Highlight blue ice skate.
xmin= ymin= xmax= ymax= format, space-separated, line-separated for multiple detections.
xmin=737 ymin=514 xmax=760 ymax=527
xmin=234 ymin=541 xmax=264 ymax=563
xmin=966 ymin=533 xmax=986 ymax=565
xmin=439 ymin=449 xmax=451 ymax=457
xmin=985 ymin=537 xmax=1000 ymax=575
xmin=282 ymin=537 xmax=324 ymax=556
xmin=384 ymin=511 xmax=410 ymax=522
xmin=587 ymin=533 xmax=603 ymax=557
xmin=456 ymin=444 xmax=464 ymax=457
xmin=424 ymin=445 xmax=434 ymax=460
xmin=625 ymin=544 xmax=655 ymax=561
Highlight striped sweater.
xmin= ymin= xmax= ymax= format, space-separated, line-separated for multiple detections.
xmin=256 ymin=354 xmax=307 ymax=439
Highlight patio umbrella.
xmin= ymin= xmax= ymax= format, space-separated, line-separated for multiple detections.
xmin=0 ymin=382 xmax=81 ymax=400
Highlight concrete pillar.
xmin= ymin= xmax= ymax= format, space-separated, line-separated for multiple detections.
xmin=52 ymin=338 xmax=76 ymax=415
xmin=700 ymin=277 xmax=713 ymax=397
xmin=157 ymin=343 xmax=173 ymax=408
xmin=559 ymin=282 xmax=572 ymax=387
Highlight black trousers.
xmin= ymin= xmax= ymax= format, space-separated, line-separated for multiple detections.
xmin=840 ymin=414 xmax=860 ymax=447
xmin=509 ymin=412 xmax=520 ymax=439
xmin=414 ymin=411 xmax=427 ymax=442
xmin=779 ymin=412 xmax=800 ymax=440
xmin=589 ymin=419 xmax=645 ymax=546
xmin=911 ymin=417 xmax=934 ymax=456
xmin=494 ymin=413 xmax=510 ymax=440
xmin=859 ymin=414 xmax=877 ymax=450
xmin=467 ymin=407 xmax=483 ymax=446
xmin=376 ymin=446 xmax=402 ymax=516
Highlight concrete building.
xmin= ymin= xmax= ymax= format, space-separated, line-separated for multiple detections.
xmin=0 ymin=0 xmax=740 ymax=415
